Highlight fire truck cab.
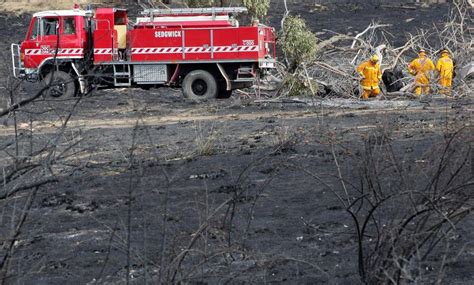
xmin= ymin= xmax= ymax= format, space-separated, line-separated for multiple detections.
xmin=11 ymin=6 xmax=277 ymax=100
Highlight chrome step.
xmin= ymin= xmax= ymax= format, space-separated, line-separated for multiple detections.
xmin=113 ymin=64 xmax=131 ymax=87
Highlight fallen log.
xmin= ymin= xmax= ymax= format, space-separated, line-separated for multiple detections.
xmin=384 ymin=91 xmax=418 ymax=99
xmin=253 ymin=99 xmax=308 ymax=104
xmin=381 ymin=5 xmax=417 ymax=10
xmin=314 ymin=61 xmax=358 ymax=79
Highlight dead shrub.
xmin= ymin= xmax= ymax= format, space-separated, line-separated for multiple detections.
xmin=272 ymin=126 xmax=299 ymax=153
xmin=328 ymin=127 xmax=473 ymax=284
xmin=194 ymin=124 xmax=220 ymax=156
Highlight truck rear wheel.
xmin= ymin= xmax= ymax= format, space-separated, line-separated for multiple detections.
xmin=182 ymin=70 xmax=218 ymax=100
xmin=42 ymin=71 xmax=77 ymax=98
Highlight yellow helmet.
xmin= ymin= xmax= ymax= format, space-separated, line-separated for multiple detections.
xmin=370 ymin=54 xmax=379 ymax=62
xmin=441 ymin=49 xmax=449 ymax=55
xmin=419 ymin=49 xmax=426 ymax=55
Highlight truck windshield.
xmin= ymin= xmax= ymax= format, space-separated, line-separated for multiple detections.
xmin=30 ymin=18 xmax=38 ymax=40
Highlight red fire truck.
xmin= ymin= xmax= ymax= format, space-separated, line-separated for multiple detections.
xmin=11 ymin=6 xmax=276 ymax=99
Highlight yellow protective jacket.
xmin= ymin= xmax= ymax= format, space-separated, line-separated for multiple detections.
xmin=408 ymin=56 xmax=435 ymax=86
xmin=357 ymin=60 xmax=382 ymax=90
xmin=436 ymin=55 xmax=454 ymax=87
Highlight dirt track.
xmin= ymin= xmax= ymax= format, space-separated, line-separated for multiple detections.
xmin=0 ymin=1 xmax=473 ymax=284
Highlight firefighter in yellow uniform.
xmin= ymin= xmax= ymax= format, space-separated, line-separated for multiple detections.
xmin=357 ymin=54 xmax=382 ymax=100
xmin=408 ymin=49 xmax=435 ymax=96
xmin=436 ymin=49 xmax=454 ymax=95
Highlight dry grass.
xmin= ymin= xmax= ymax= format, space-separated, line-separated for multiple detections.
xmin=195 ymin=134 xmax=217 ymax=156
xmin=193 ymin=123 xmax=220 ymax=157
xmin=0 ymin=0 xmax=120 ymax=13
xmin=272 ymin=126 xmax=299 ymax=153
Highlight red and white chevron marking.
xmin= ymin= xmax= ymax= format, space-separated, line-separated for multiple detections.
xmin=131 ymin=45 xmax=258 ymax=54
xmin=213 ymin=46 xmax=259 ymax=52
xmin=94 ymin=48 xmax=113 ymax=55
xmin=132 ymin=47 xmax=183 ymax=54
xmin=213 ymin=46 xmax=237 ymax=52
xmin=185 ymin=47 xmax=211 ymax=53
xmin=25 ymin=48 xmax=83 ymax=56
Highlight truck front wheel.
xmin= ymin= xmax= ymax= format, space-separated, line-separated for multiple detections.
xmin=182 ymin=70 xmax=218 ymax=100
xmin=42 ymin=71 xmax=77 ymax=98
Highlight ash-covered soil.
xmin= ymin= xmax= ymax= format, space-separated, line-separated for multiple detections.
xmin=268 ymin=0 xmax=450 ymax=46
xmin=0 ymin=87 xmax=472 ymax=284
xmin=0 ymin=1 xmax=473 ymax=284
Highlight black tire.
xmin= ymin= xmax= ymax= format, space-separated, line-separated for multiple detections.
xmin=182 ymin=70 xmax=218 ymax=100
xmin=42 ymin=71 xmax=77 ymax=98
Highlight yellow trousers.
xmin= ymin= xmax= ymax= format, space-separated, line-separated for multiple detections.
xmin=414 ymin=85 xmax=430 ymax=96
xmin=439 ymin=77 xmax=452 ymax=95
xmin=361 ymin=87 xmax=380 ymax=99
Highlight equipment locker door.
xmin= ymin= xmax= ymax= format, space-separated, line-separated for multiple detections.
xmin=238 ymin=27 xmax=259 ymax=60
xmin=184 ymin=29 xmax=211 ymax=61
xmin=212 ymin=28 xmax=239 ymax=60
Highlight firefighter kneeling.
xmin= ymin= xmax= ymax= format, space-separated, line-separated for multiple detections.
xmin=357 ymin=55 xmax=382 ymax=100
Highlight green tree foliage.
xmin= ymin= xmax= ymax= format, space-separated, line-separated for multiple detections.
xmin=242 ymin=0 xmax=270 ymax=20
xmin=183 ymin=0 xmax=270 ymax=20
xmin=278 ymin=16 xmax=319 ymax=96
xmin=187 ymin=0 xmax=214 ymax=7
xmin=278 ymin=15 xmax=317 ymax=70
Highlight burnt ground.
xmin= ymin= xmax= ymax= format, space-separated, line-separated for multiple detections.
xmin=0 ymin=1 xmax=473 ymax=284
xmin=0 ymin=88 xmax=472 ymax=284
xmin=267 ymin=0 xmax=451 ymax=47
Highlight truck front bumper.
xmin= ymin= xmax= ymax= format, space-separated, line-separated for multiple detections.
xmin=11 ymin=43 xmax=26 ymax=79
xmin=10 ymin=44 xmax=39 ymax=81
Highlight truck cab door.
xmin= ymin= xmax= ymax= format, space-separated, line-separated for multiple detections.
xmin=38 ymin=17 xmax=59 ymax=56
xmin=59 ymin=16 xmax=84 ymax=57
xmin=22 ymin=16 xmax=59 ymax=70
